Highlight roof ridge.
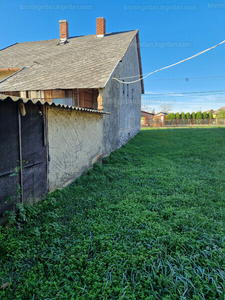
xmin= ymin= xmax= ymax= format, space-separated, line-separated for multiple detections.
xmin=10 ymin=30 xmax=138 ymax=45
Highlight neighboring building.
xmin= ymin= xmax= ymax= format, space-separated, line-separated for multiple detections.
xmin=141 ymin=110 xmax=154 ymax=126
xmin=0 ymin=18 xmax=144 ymax=219
xmin=205 ymin=109 xmax=216 ymax=118
xmin=205 ymin=109 xmax=215 ymax=114
xmin=205 ymin=108 xmax=225 ymax=118
xmin=214 ymin=107 xmax=225 ymax=116
xmin=155 ymin=112 xmax=168 ymax=116
xmin=152 ymin=112 xmax=168 ymax=126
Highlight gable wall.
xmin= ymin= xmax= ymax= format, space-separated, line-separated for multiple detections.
xmin=118 ymin=36 xmax=142 ymax=147
xmin=102 ymin=67 xmax=120 ymax=156
xmin=102 ymin=35 xmax=142 ymax=156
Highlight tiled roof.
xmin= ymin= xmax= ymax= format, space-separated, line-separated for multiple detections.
xmin=0 ymin=93 xmax=110 ymax=114
xmin=141 ymin=110 xmax=154 ymax=115
xmin=205 ymin=109 xmax=214 ymax=114
xmin=0 ymin=30 xmax=143 ymax=92
xmin=214 ymin=107 xmax=225 ymax=114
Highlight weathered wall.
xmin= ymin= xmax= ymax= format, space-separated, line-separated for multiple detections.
xmin=102 ymin=67 xmax=120 ymax=156
xmin=102 ymin=35 xmax=142 ymax=154
xmin=118 ymin=36 xmax=142 ymax=147
xmin=47 ymin=107 xmax=103 ymax=191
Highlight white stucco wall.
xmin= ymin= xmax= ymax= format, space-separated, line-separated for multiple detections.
xmin=47 ymin=106 xmax=103 ymax=191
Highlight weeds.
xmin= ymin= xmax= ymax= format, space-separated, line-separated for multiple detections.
xmin=3 ymin=161 xmax=28 ymax=227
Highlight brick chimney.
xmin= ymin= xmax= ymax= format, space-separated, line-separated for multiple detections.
xmin=59 ymin=20 xmax=69 ymax=40
xmin=96 ymin=17 xmax=106 ymax=37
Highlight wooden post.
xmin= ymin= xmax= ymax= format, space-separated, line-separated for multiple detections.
xmin=18 ymin=104 xmax=23 ymax=205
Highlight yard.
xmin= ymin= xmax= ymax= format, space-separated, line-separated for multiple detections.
xmin=0 ymin=127 xmax=225 ymax=299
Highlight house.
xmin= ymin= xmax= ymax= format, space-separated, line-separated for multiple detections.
xmin=205 ymin=109 xmax=216 ymax=118
xmin=141 ymin=110 xmax=154 ymax=126
xmin=152 ymin=112 xmax=168 ymax=126
xmin=205 ymin=108 xmax=225 ymax=118
xmin=0 ymin=18 xmax=144 ymax=219
xmin=205 ymin=109 xmax=215 ymax=114
xmin=214 ymin=107 xmax=225 ymax=116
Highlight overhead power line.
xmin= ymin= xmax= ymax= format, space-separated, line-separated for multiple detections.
xmin=145 ymin=75 xmax=225 ymax=82
xmin=144 ymin=89 xmax=225 ymax=96
xmin=113 ymin=39 xmax=225 ymax=84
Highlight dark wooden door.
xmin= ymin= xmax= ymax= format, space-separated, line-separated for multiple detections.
xmin=21 ymin=102 xmax=48 ymax=205
xmin=0 ymin=99 xmax=48 ymax=217
xmin=0 ymin=99 xmax=20 ymax=215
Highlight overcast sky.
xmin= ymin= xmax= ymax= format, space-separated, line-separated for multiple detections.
xmin=1 ymin=0 xmax=225 ymax=113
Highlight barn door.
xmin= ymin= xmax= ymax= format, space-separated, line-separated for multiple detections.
xmin=21 ymin=102 xmax=48 ymax=205
xmin=0 ymin=99 xmax=48 ymax=219
xmin=0 ymin=100 xmax=20 ymax=216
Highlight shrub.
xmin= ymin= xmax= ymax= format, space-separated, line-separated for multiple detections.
xmin=186 ymin=112 xmax=191 ymax=119
xmin=217 ymin=109 xmax=225 ymax=119
xmin=175 ymin=112 xmax=180 ymax=119
xmin=196 ymin=111 xmax=203 ymax=119
xmin=208 ymin=111 xmax=213 ymax=119
xmin=180 ymin=112 xmax=186 ymax=119
xmin=203 ymin=112 xmax=208 ymax=119
xmin=166 ymin=113 xmax=175 ymax=120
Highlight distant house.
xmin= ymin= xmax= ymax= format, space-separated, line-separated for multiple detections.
xmin=214 ymin=107 xmax=225 ymax=116
xmin=0 ymin=18 xmax=144 ymax=219
xmin=155 ymin=112 xmax=168 ymax=116
xmin=205 ymin=107 xmax=225 ymax=118
xmin=205 ymin=109 xmax=215 ymax=114
xmin=141 ymin=110 xmax=154 ymax=126
xmin=152 ymin=112 xmax=168 ymax=126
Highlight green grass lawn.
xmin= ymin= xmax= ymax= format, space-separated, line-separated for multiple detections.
xmin=1 ymin=128 xmax=225 ymax=299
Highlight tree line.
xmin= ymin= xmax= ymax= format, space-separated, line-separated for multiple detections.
xmin=166 ymin=110 xmax=225 ymax=120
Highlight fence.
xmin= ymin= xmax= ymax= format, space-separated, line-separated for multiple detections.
xmin=141 ymin=118 xmax=225 ymax=127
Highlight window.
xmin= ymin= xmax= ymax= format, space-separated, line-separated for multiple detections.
xmin=51 ymin=90 xmax=76 ymax=106
xmin=79 ymin=90 xmax=93 ymax=108
xmin=42 ymin=89 xmax=98 ymax=109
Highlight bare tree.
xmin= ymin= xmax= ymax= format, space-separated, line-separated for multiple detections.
xmin=141 ymin=104 xmax=152 ymax=112
xmin=158 ymin=104 xmax=174 ymax=114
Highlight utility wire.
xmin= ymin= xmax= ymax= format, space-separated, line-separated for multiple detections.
xmin=143 ymin=89 xmax=225 ymax=96
xmin=146 ymin=75 xmax=225 ymax=82
xmin=113 ymin=39 xmax=225 ymax=84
